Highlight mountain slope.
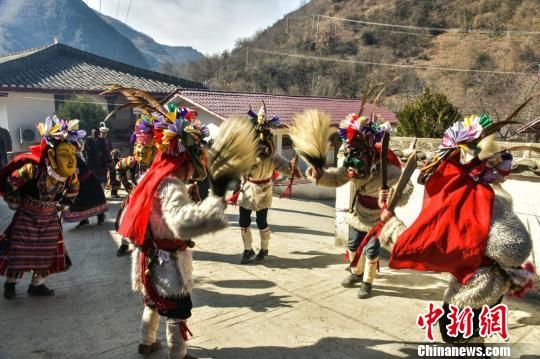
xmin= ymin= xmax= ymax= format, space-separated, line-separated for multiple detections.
xmin=175 ymin=0 xmax=540 ymax=129
xmin=99 ymin=13 xmax=203 ymax=69
xmin=0 ymin=0 xmax=204 ymax=70
xmin=0 ymin=0 xmax=149 ymax=68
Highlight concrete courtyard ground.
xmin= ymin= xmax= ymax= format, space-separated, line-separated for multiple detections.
xmin=0 ymin=195 xmax=538 ymax=359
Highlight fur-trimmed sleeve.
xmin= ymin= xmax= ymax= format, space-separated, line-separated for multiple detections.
xmin=157 ymin=177 xmax=228 ymax=239
xmin=483 ymin=191 xmax=532 ymax=268
xmin=307 ymin=166 xmax=349 ymax=187
xmin=379 ymin=216 xmax=407 ymax=251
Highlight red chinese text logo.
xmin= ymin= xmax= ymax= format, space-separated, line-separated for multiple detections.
xmin=446 ymin=304 xmax=474 ymax=339
xmin=479 ymin=304 xmax=509 ymax=341
xmin=417 ymin=303 xmax=444 ymax=342
xmin=417 ymin=303 xmax=509 ymax=342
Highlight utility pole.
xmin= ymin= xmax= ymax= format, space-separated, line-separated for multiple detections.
xmin=245 ymin=48 xmax=249 ymax=71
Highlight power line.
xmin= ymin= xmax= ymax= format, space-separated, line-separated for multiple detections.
xmin=248 ymin=48 xmax=538 ymax=76
xmin=22 ymin=96 xmax=127 ymax=107
xmin=125 ymin=0 xmax=133 ymax=23
xmin=115 ymin=0 xmax=122 ymax=18
xmin=317 ymin=14 xmax=540 ymax=36
xmin=288 ymin=14 xmax=534 ymax=44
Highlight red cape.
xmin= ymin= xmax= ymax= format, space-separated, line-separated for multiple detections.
xmin=0 ymin=144 xmax=44 ymax=197
xmin=117 ymin=151 xmax=189 ymax=246
xmin=389 ymin=158 xmax=494 ymax=284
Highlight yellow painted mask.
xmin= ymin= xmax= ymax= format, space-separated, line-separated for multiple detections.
xmin=48 ymin=142 xmax=77 ymax=177
xmin=134 ymin=141 xmax=157 ymax=166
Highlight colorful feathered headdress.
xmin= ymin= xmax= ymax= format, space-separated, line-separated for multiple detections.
xmin=130 ymin=114 xmax=156 ymax=146
xmin=100 ymin=85 xmax=210 ymax=180
xmin=337 ymin=113 xmax=392 ymax=178
xmin=248 ymin=103 xmax=280 ymax=136
xmin=153 ymin=103 xmax=210 ymax=180
xmin=338 ymin=113 xmax=391 ymax=148
xmin=419 ymin=97 xmax=538 ymax=185
xmin=36 ymin=115 xmax=86 ymax=148
xmin=248 ymin=102 xmax=280 ymax=157
xmin=154 ymin=103 xmax=209 ymax=155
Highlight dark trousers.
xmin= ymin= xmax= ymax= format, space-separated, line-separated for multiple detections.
xmin=239 ymin=206 xmax=269 ymax=229
xmin=349 ymin=228 xmax=380 ymax=260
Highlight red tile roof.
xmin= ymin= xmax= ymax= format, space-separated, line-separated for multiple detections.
xmin=167 ymin=89 xmax=397 ymax=126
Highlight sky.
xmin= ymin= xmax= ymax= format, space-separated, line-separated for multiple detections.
xmin=86 ymin=0 xmax=305 ymax=55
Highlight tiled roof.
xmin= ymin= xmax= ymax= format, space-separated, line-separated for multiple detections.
xmin=169 ymin=89 xmax=397 ymax=126
xmin=0 ymin=43 xmax=203 ymax=93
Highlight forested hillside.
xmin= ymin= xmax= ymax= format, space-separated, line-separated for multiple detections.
xmin=167 ymin=0 xmax=540 ymax=138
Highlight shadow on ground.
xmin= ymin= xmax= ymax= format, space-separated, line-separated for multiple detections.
xmin=270 ymin=224 xmax=334 ymax=237
xmin=208 ymin=279 xmax=276 ymax=289
xmin=194 ymin=250 xmax=344 ymax=270
xmin=271 ymin=206 xmax=334 ymax=218
xmin=193 ymin=287 xmax=296 ymax=312
xmin=189 ymin=337 xmax=422 ymax=359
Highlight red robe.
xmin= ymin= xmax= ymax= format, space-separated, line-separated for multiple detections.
xmin=389 ymin=158 xmax=494 ymax=284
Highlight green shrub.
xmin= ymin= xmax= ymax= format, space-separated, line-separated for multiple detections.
xmin=361 ymin=32 xmax=378 ymax=46
xmin=396 ymin=88 xmax=461 ymax=138
xmin=56 ymin=96 xmax=108 ymax=132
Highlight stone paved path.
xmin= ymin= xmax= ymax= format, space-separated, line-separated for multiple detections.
xmin=0 ymin=195 xmax=538 ymax=359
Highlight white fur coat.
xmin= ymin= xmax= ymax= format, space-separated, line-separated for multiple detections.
xmin=130 ymin=175 xmax=227 ymax=299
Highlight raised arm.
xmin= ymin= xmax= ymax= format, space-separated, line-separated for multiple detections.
xmin=271 ymin=153 xmax=289 ymax=175
xmin=306 ymin=166 xmax=349 ymax=188
xmin=158 ymin=177 xmax=227 ymax=239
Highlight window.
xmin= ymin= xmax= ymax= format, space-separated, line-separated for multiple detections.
xmin=54 ymin=94 xmax=66 ymax=111
xmin=282 ymin=135 xmax=293 ymax=148
xmin=105 ymin=95 xmax=117 ymax=114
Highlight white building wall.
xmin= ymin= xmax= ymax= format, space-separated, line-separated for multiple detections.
xmin=334 ymin=169 xmax=540 ymax=274
xmin=0 ymin=96 xmax=8 ymax=129
xmin=5 ymin=92 xmax=55 ymax=153
xmin=501 ymin=179 xmax=540 ymax=273
xmin=2 ymin=91 xmax=134 ymax=155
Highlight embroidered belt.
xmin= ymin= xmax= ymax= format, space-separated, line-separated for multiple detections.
xmin=21 ymin=197 xmax=58 ymax=213
xmin=248 ymin=177 xmax=272 ymax=185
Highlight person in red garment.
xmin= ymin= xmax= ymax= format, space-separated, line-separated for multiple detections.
xmin=378 ymin=114 xmax=534 ymax=345
xmin=0 ymin=116 xmax=85 ymax=299
xmin=106 ymin=85 xmax=257 ymax=358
